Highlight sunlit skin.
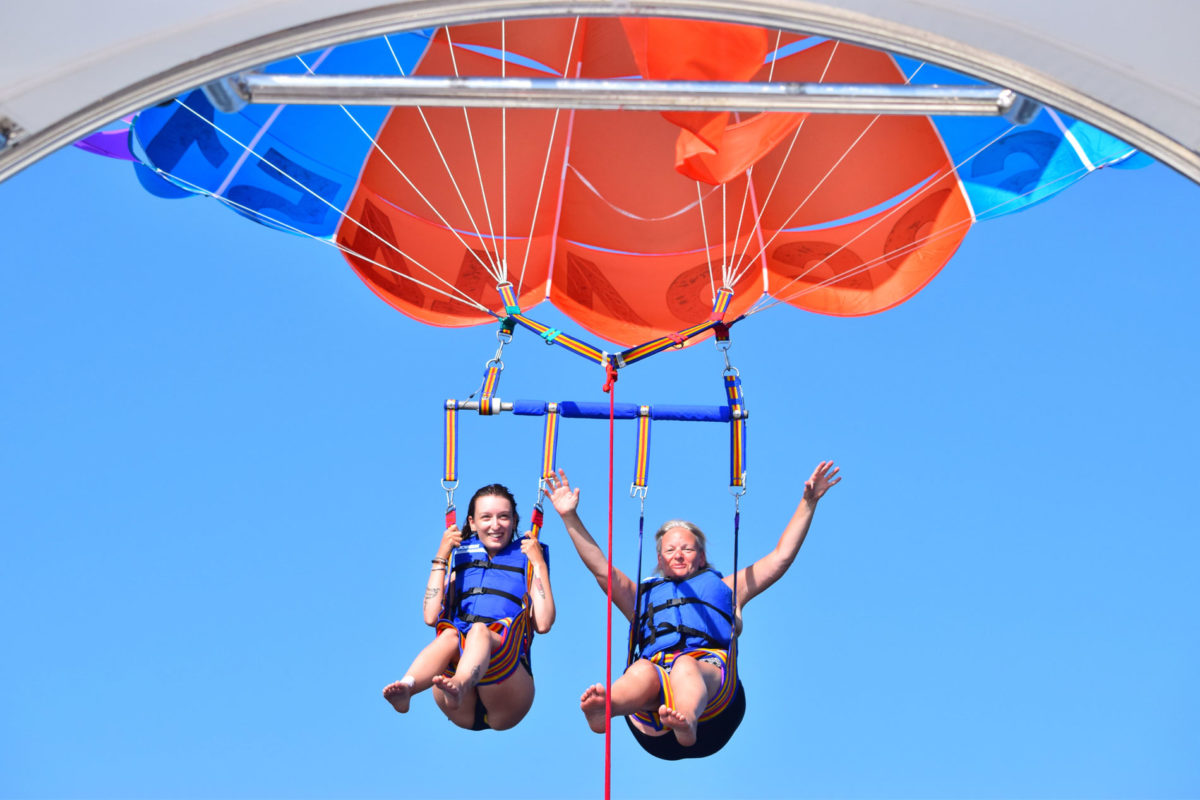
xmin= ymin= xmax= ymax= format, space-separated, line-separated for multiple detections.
xmin=546 ymin=461 xmax=840 ymax=749
xmin=657 ymin=528 xmax=706 ymax=580
xmin=382 ymin=491 xmax=555 ymax=730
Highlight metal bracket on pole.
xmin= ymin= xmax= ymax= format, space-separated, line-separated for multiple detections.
xmin=0 ymin=116 xmax=25 ymax=153
xmin=236 ymin=73 xmax=1038 ymax=120
xmin=201 ymin=75 xmax=249 ymax=113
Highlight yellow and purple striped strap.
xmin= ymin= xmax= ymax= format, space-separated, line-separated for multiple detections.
xmin=633 ymin=406 xmax=652 ymax=490
xmin=511 ymin=315 xmax=608 ymax=365
xmin=725 ymin=374 xmax=747 ymax=488
xmin=619 ymin=287 xmax=736 ymax=367
xmin=496 ymin=282 xmax=521 ymax=316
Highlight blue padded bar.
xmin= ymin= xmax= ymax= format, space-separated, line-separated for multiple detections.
xmin=511 ymin=400 xmax=728 ymax=422
xmin=650 ymin=404 xmax=729 ymax=422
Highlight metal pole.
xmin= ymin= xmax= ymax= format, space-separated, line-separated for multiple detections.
xmin=236 ymin=73 xmax=1035 ymax=119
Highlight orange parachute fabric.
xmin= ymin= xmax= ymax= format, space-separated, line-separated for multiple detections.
xmin=337 ymin=18 xmax=971 ymax=346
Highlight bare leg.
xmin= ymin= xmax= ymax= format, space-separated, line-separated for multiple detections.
xmin=659 ymin=655 xmax=722 ymax=747
xmin=382 ymin=629 xmax=460 ymax=713
xmin=579 ymin=660 xmax=664 ymax=734
xmin=432 ymin=622 xmax=498 ymax=710
xmin=476 ymin=662 xmax=534 ymax=730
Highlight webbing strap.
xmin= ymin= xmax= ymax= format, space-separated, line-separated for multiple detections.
xmin=510 ymin=314 xmax=608 ymax=365
xmin=633 ymin=406 xmax=651 ymax=490
xmin=618 ymin=287 xmax=737 ymax=367
xmin=443 ymin=400 xmax=459 ymax=528
xmin=529 ymin=404 xmax=560 ymax=539
xmin=479 ymin=363 xmax=502 ymax=414
xmin=725 ymin=373 xmax=747 ymax=488
xmin=496 ymin=282 xmax=521 ymax=316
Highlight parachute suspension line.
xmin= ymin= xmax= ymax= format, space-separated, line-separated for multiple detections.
xmin=444 ymin=26 xmax=504 ymax=268
xmin=723 ymin=132 xmax=755 ymax=289
xmin=299 ymin=55 xmax=501 ymax=283
xmin=696 ymin=181 xmax=718 ymax=301
xmin=165 ymin=101 xmax=496 ymax=314
xmin=602 ymin=361 xmax=618 ymax=800
xmin=515 ymin=17 xmax=582 ymax=298
xmin=744 ymin=120 xmax=1022 ymax=316
xmin=723 ymin=40 xmax=843 ymax=287
xmin=379 ymin=42 xmax=502 ymax=279
xmin=721 ymin=182 xmax=728 ymax=286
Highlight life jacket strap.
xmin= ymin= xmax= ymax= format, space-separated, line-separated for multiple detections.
xmin=458 ymin=558 xmax=524 ymax=575
xmin=459 ymin=586 xmax=525 ymax=607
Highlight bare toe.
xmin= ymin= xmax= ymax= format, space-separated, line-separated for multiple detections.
xmin=382 ymin=681 xmax=412 ymax=714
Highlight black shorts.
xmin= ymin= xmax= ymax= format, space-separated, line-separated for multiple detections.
xmin=626 ymin=680 xmax=746 ymax=760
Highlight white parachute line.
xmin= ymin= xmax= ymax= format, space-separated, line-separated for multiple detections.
xmin=151 ymin=164 xmax=493 ymax=313
xmin=725 ymin=144 xmax=754 ymax=290
xmin=444 ymin=26 xmax=503 ymax=269
xmin=721 ymin=182 xmax=728 ymax=284
xmin=718 ymin=28 xmax=784 ymax=290
xmin=515 ymin=16 xmax=582 ymax=298
xmin=696 ymin=180 xmax=717 ymax=301
xmin=210 ymin=48 xmax=336 ymax=198
xmin=297 ymin=51 xmax=500 ymax=282
xmin=751 ymin=121 xmax=1017 ymax=310
xmin=725 ymin=40 xmax=843 ymax=286
xmin=170 ymin=97 xmax=490 ymax=310
xmin=745 ymin=153 xmax=1088 ymax=317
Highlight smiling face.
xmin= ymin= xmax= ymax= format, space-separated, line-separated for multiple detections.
xmin=657 ymin=526 xmax=707 ymax=581
xmin=469 ymin=494 xmax=516 ymax=556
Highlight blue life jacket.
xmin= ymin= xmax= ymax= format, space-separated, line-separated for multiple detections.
xmin=447 ymin=536 xmax=548 ymax=626
xmin=634 ymin=568 xmax=734 ymax=659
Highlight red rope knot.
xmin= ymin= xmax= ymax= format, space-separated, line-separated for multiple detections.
xmin=602 ymin=360 xmax=619 ymax=393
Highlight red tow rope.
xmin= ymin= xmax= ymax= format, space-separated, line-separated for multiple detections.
xmin=602 ymin=360 xmax=617 ymax=800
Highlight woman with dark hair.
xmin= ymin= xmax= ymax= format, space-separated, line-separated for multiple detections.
xmin=382 ymin=484 xmax=555 ymax=730
xmin=544 ymin=461 xmax=839 ymax=758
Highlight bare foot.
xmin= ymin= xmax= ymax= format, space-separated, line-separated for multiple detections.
xmin=659 ymin=704 xmax=698 ymax=747
xmin=579 ymin=684 xmax=608 ymax=734
xmin=382 ymin=681 xmax=412 ymax=714
xmin=432 ymin=674 xmax=463 ymax=710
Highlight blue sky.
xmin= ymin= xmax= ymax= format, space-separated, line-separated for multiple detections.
xmin=2 ymin=137 xmax=1198 ymax=799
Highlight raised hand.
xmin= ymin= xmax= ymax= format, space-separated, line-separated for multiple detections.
xmin=803 ymin=460 xmax=841 ymax=505
xmin=543 ymin=469 xmax=581 ymax=516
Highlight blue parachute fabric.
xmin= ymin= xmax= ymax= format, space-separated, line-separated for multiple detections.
xmin=128 ymin=32 xmax=433 ymax=238
xmin=891 ymin=56 xmax=1142 ymax=222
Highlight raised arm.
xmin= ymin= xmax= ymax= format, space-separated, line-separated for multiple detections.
xmin=544 ymin=470 xmax=639 ymax=621
xmin=728 ymin=461 xmax=840 ymax=609
xmin=521 ymin=533 xmax=556 ymax=633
